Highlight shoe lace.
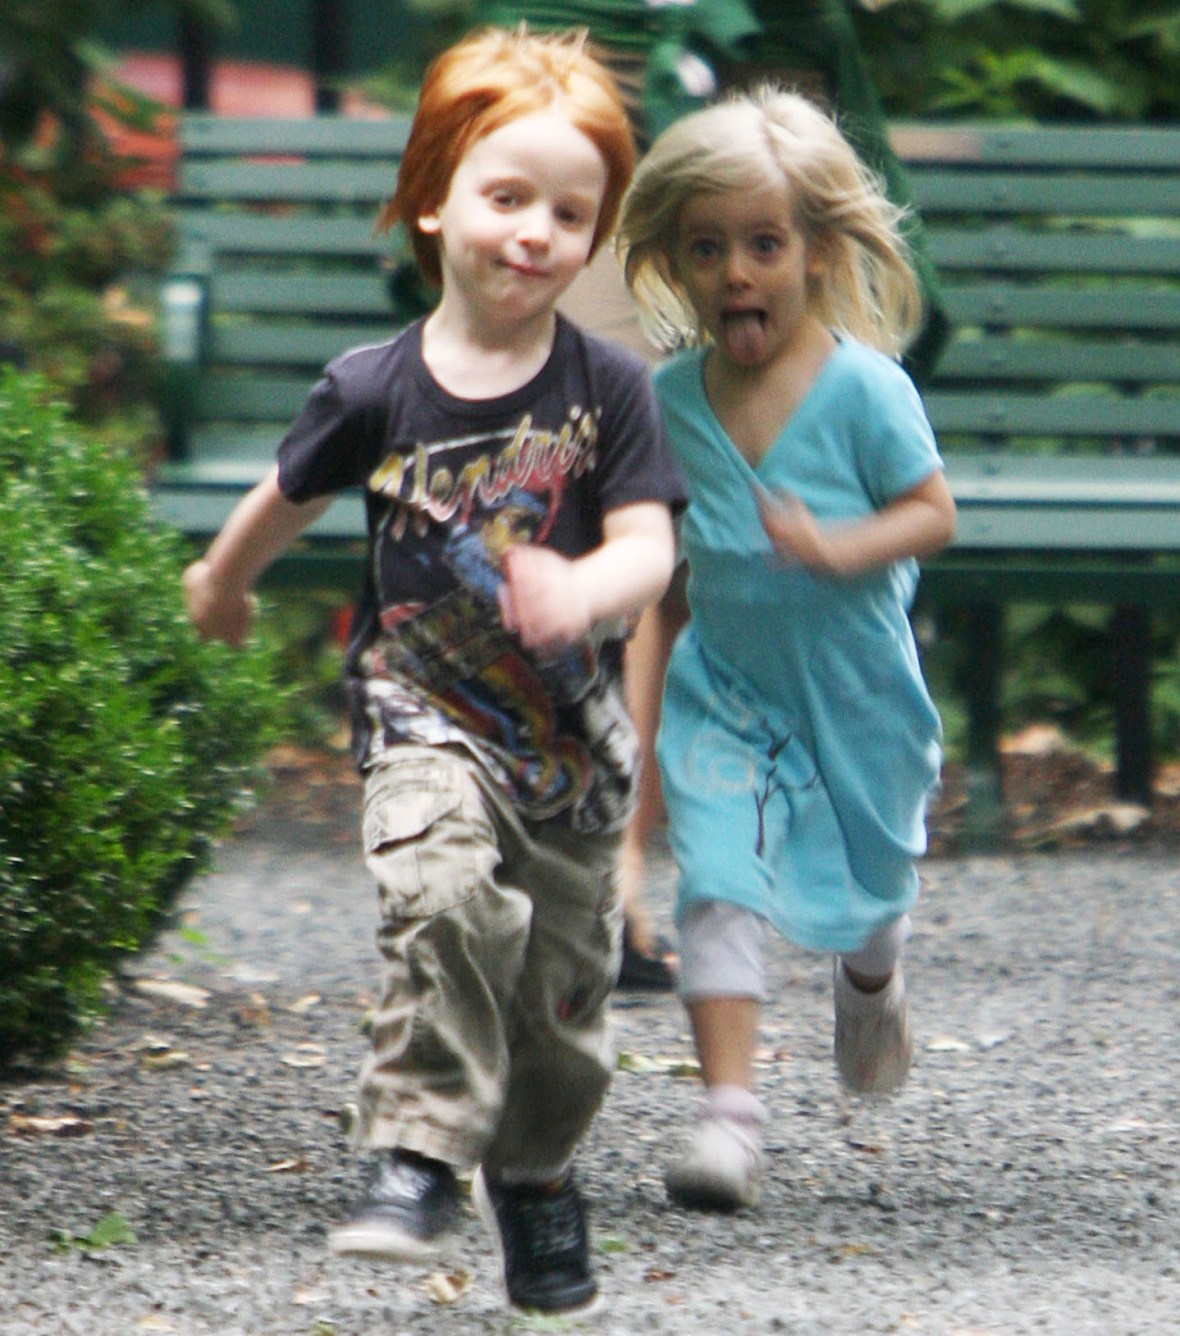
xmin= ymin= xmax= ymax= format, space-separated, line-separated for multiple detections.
xmin=501 ymin=1180 xmax=585 ymax=1264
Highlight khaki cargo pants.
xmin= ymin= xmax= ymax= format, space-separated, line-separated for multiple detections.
xmin=354 ymin=745 xmax=623 ymax=1178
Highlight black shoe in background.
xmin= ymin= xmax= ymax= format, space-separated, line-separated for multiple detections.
xmin=616 ymin=922 xmax=679 ymax=991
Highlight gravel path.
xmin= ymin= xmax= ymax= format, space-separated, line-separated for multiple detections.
xmin=2 ymin=785 xmax=1178 ymax=1334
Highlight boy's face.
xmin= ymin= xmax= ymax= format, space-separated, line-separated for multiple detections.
xmin=419 ymin=111 xmax=607 ymax=325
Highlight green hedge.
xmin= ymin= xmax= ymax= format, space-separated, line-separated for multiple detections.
xmin=0 ymin=370 xmax=280 ymax=1064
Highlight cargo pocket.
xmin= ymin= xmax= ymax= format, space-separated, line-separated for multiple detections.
xmin=362 ymin=756 xmax=476 ymax=917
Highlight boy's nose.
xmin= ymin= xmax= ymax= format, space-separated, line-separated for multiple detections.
xmin=516 ymin=205 xmax=553 ymax=247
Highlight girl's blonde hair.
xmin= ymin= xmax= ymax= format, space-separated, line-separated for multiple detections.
xmin=617 ymin=86 xmax=921 ymax=358
xmin=377 ymin=26 xmax=635 ymax=289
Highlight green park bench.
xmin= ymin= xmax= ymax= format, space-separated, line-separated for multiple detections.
xmin=150 ymin=116 xmax=1180 ymax=843
xmin=894 ymin=123 xmax=1180 ymax=839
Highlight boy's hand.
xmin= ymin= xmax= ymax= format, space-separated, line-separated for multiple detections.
xmin=498 ymin=544 xmax=592 ymax=655
xmin=183 ymin=559 xmax=256 ymax=648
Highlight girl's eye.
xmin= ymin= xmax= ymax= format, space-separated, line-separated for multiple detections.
xmin=687 ymin=238 xmax=719 ymax=262
xmin=490 ymin=188 xmax=522 ymax=208
xmin=753 ymin=233 xmax=784 ymax=256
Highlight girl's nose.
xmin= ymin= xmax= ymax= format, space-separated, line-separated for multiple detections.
xmin=722 ymin=248 xmax=751 ymax=286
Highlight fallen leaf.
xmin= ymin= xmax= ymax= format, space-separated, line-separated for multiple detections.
xmin=1000 ymin=723 xmax=1065 ymax=756
xmin=616 ymin=1052 xmax=700 ymax=1077
xmin=133 ymin=979 xmax=210 ymax=1009
xmin=281 ymin=1044 xmax=327 ymax=1069
xmin=926 ymin=1036 xmax=972 ymax=1054
xmin=8 ymin=1113 xmax=94 ymax=1138
xmin=1027 ymin=802 xmax=1150 ymax=843
xmin=288 ymin=993 xmax=322 ymax=1014
xmin=291 ymin=1285 xmax=331 ymax=1306
xmin=265 ymin=1157 xmax=310 ymax=1173
xmin=424 ymin=1268 xmax=470 ymax=1304
xmin=139 ymin=1050 xmax=192 ymax=1071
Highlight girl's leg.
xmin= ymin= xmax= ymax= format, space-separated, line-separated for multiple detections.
xmin=666 ymin=902 xmax=768 ymax=1210
xmin=834 ymin=915 xmax=914 ymax=1095
xmin=685 ymin=994 xmax=760 ymax=1089
xmin=617 ymin=568 xmax=689 ymax=988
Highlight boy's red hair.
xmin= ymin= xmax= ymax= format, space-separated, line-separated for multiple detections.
xmin=377 ymin=26 xmax=635 ymax=288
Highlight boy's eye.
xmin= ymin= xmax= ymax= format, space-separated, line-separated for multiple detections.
xmin=556 ymin=204 xmax=592 ymax=228
xmin=753 ymin=233 xmax=784 ymax=256
xmin=490 ymin=187 xmax=523 ymax=208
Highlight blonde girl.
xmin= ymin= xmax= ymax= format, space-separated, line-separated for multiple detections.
xmin=617 ymin=87 xmax=955 ymax=1210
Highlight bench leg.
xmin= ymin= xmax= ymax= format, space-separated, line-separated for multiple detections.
xmin=1111 ymin=605 xmax=1153 ymax=807
xmin=960 ymin=601 xmax=1005 ymax=850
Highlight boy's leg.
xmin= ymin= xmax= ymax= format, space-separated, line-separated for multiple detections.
xmin=331 ymin=746 xmax=533 ymax=1259
xmin=476 ymin=818 xmax=621 ymax=1315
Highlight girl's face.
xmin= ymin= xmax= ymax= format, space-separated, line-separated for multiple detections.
xmin=419 ymin=111 xmax=607 ymax=327
xmin=673 ymin=179 xmax=825 ymax=369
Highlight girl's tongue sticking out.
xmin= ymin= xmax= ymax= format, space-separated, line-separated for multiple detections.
xmin=721 ymin=310 xmax=767 ymax=362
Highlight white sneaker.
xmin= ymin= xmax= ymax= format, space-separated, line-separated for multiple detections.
xmin=665 ymin=1114 xmax=763 ymax=1210
xmin=833 ymin=960 xmax=914 ymax=1096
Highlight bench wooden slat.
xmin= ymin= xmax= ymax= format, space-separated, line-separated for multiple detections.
xmin=940 ymin=286 xmax=1180 ymax=331
xmin=153 ymin=481 xmax=367 ymax=539
xmin=179 ymin=159 xmax=398 ymax=203
xmin=180 ymin=114 xmax=411 ymax=155
xmin=926 ymin=392 xmax=1178 ymax=438
xmin=179 ymin=211 xmax=390 ymax=255
xmin=907 ymin=171 xmax=1178 ymax=216
xmin=210 ymin=323 xmax=395 ymax=366
xmin=934 ymin=338 xmax=1178 ymax=383
xmin=925 ymin=227 xmax=1180 ymax=276
xmin=890 ymin=123 xmax=1180 ymax=169
xmin=194 ymin=376 xmax=316 ymax=421
xmin=208 ymin=272 xmax=394 ymax=316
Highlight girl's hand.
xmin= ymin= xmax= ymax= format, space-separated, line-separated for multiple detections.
xmin=498 ymin=544 xmax=593 ymax=655
xmin=757 ymin=489 xmax=839 ymax=574
xmin=183 ymin=559 xmax=257 ymax=647
xmin=756 ymin=470 xmax=957 ymax=578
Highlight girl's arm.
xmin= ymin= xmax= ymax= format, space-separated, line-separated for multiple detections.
xmin=757 ymin=469 xmax=956 ymax=578
xmin=183 ymin=464 xmax=334 ymax=647
xmin=497 ymin=501 xmax=676 ymax=656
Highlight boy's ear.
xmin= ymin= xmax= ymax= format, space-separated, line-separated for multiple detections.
xmin=418 ymin=212 xmax=441 ymax=236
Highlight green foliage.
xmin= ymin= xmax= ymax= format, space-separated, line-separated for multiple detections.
xmin=854 ymin=0 xmax=1179 ymax=122
xmin=0 ymin=145 xmax=175 ymax=434
xmin=0 ymin=1 xmax=233 ymax=162
xmin=51 ymin=1210 xmax=137 ymax=1253
xmin=0 ymin=370 xmax=281 ymax=1066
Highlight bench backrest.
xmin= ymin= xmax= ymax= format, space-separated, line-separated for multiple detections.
xmin=164 ymin=113 xmax=414 ymax=466
xmin=897 ymin=123 xmax=1179 ymax=439
xmin=160 ymin=117 xmax=1180 ymax=562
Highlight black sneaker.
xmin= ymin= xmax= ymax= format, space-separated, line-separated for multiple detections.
xmin=473 ymin=1166 xmax=601 ymax=1316
xmin=328 ymin=1150 xmax=461 ymax=1261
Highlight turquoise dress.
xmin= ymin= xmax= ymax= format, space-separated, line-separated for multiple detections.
xmin=654 ymin=339 xmax=944 ymax=953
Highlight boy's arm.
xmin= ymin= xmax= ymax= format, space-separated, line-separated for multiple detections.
xmin=183 ymin=464 xmax=334 ymax=647
xmin=498 ymin=501 xmax=676 ymax=657
xmin=757 ymin=469 xmax=956 ymax=578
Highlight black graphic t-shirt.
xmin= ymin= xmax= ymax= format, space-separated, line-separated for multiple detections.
xmin=277 ymin=316 xmax=684 ymax=833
